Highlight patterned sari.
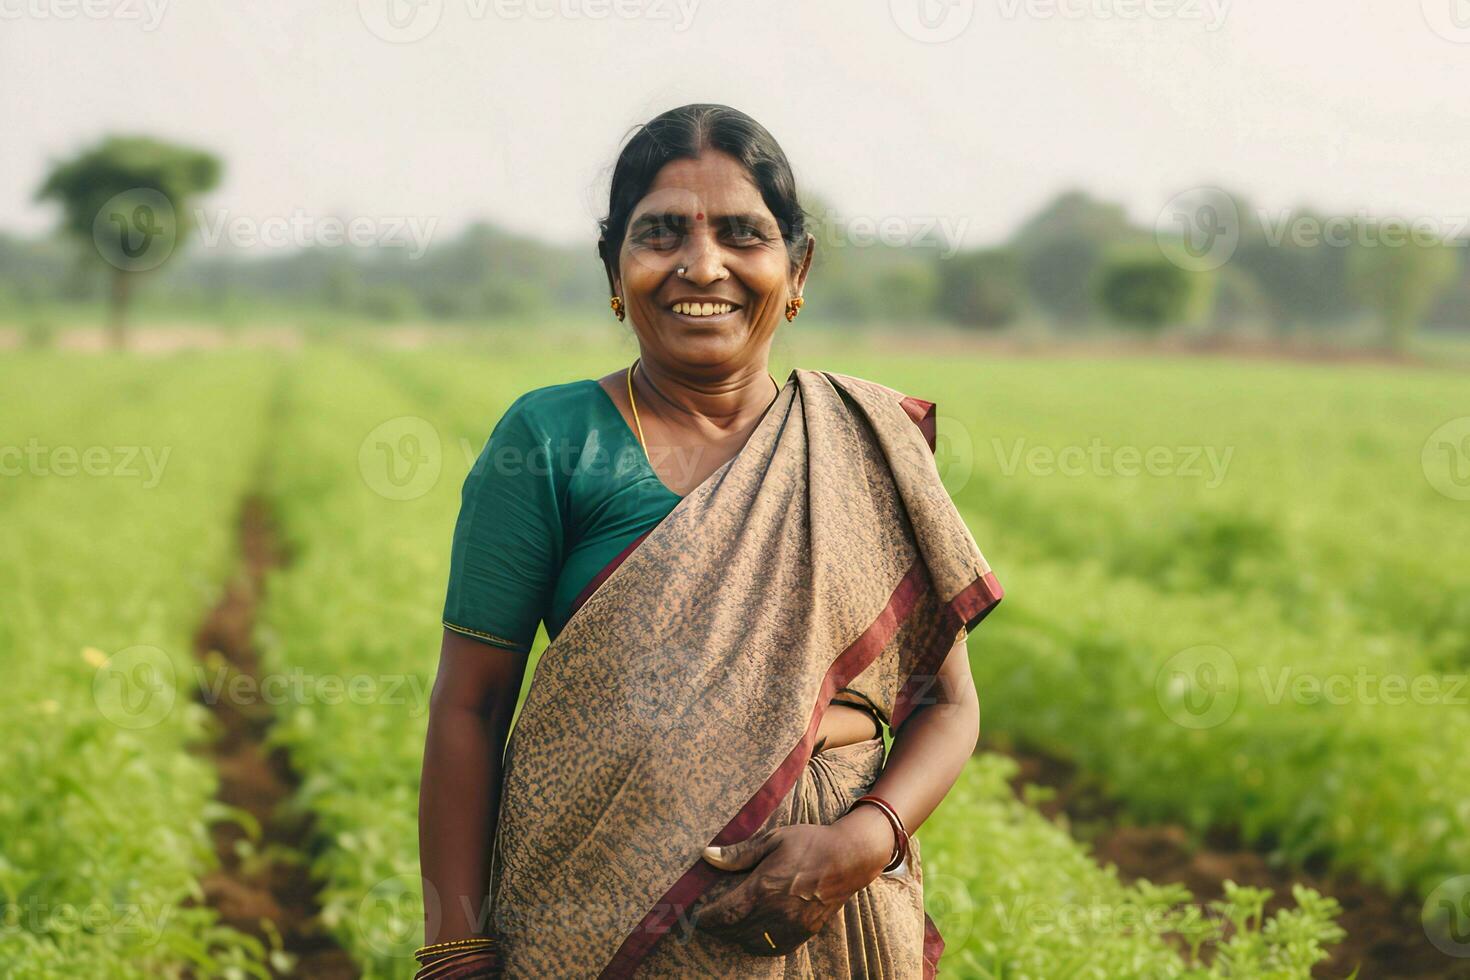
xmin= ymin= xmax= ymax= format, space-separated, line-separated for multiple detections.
xmin=487 ymin=369 xmax=1002 ymax=978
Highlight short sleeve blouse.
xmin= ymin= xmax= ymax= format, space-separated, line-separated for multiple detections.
xmin=441 ymin=380 xmax=682 ymax=653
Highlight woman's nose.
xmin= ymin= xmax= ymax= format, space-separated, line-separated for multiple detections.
xmin=677 ymin=230 xmax=729 ymax=283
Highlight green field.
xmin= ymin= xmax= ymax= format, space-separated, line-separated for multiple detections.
xmin=4 ymin=331 xmax=1467 ymax=978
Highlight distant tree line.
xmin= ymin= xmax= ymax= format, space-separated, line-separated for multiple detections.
xmin=847 ymin=189 xmax=1463 ymax=352
xmin=7 ymin=135 xmax=1468 ymax=351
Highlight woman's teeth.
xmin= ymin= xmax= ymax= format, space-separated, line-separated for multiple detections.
xmin=671 ymin=302 xmax=735 ymax=317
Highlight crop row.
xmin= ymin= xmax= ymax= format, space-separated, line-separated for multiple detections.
xmin=0 ymin=354 xmax=276 ymax=978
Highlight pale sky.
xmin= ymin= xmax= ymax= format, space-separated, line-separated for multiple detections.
xmin=1 ymin=0 xmax=1465 ymax=253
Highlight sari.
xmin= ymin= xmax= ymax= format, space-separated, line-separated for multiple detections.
xmin=486 ymin=368 xmax=1003 ymax=978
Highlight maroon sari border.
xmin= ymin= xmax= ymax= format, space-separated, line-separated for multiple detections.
xmin=954 ymin=570 xmax=1004 ymax=631
xmin=899 ymin=395 xmax=937 ymax=453
xmin=714 ymin=561 xmax=927 ymax=845
xmin=892 ymin=570 xmax=1003 ymax=735
xmin=922 ymin=911 xmax=944 ymax=979
xmin=597 ymin=561 xmax=929 ymax=978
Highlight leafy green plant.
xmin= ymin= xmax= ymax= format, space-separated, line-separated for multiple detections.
xmin=0 ymin=353 xmax=274 ymax=978
xmin=921 ymin=755 xmax=1346 ymax=978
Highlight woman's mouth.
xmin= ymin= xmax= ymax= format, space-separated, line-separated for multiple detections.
xmin=668 ymin=301 xmax=742 ymax=323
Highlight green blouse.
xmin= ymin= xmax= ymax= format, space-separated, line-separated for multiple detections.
xmin=442 ymin=379 xmax=683 ymax=653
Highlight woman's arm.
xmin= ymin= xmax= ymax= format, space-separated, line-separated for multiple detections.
xmin=418 ymin=628 xmax=528 ymax=943
xmin=844 ymin=632 xmax=980 ymax=852
xmin=697 ymin=634 xmax=979 ymax=953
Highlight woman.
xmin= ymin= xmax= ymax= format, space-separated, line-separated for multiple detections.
xmin=417 ymin=104 xmax=1001 ymax=979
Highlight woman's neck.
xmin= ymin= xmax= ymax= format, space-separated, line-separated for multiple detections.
xmin=635 ymin=357 xmax=778 ymax=434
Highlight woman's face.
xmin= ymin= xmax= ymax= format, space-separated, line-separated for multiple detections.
xmin=615 ymin=150 xmax=813 ymax=376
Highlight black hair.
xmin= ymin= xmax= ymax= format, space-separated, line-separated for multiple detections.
xmin=596 ymin=103 xmax=809 ymax=291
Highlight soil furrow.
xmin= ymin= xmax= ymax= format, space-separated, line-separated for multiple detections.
xmin=985 ymin=736 xmax=1470 ymax=978
xmin=191 ymin=495 xmax=358 ymax=979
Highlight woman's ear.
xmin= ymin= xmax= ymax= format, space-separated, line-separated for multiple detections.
xmin=598 ymin=239 xmax=621 ymax=297
xmin=792 ymin=232 xmax=816 ymax=296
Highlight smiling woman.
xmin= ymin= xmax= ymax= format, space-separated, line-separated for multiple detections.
xmin=603 ymin=119 xmax=810 ymax=380
xmin=416 ymin=104 xmax=1002 ymax=979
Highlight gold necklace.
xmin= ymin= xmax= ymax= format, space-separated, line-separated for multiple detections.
xmin=626 ymin=357 xmax=779 ymax=453
xmin=626 ymin=357 xmax=649 ymax=451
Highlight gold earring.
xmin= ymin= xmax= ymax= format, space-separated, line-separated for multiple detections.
xmin=785 ymin=296 xmax=804 ymax=322
xmin=610 ymin=295 xmax=625 ymax=321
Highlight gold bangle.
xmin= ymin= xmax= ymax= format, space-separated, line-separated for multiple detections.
xmin=414 ymin=944 xmax=496 ymax=967
xmin=416 ymin=937 xmax=495 ymax=951
xmin=414 ymin=936 xmax=497 ymax=958
xmin=413 ymin=946 xmax=501 ymax=980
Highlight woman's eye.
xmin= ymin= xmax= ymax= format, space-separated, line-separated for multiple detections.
xmin=638 ymin=225 xmax=679 ymax=247
xmin=726 ymin=223 xmax=765 ymax=245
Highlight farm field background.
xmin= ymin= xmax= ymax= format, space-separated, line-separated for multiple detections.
xmin=3 ymin=326 xmax=1468 ymax=979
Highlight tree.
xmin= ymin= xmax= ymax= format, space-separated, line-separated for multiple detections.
xmin=1095 ymin=255 xmax=1192 ymax=331
xmin=1010 ymin=189 xmax=1132 ymax=252
xmin=1425 ymin=246 xmax=1470 ymax=330
xmin=1210 ymin=264 xmax=1273 ymax=332
xmin=1010 ymin=190 xmax=1133 ymax=327
xmin=936 ymin=248 xmax=1023 ymax=328
xmin=1348 ymin=227 xmax=1458 ymax=352
xmin=36 ymin=135 xmax=221 ymax=348
xmin=1022 ymin=237 xmax=1102 ymax=325
xmin=1231 ymin=203 xmax=1356 ymax=333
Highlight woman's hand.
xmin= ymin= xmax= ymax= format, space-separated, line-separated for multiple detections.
xmin=693 ymin=806 xmax=895 ymax=955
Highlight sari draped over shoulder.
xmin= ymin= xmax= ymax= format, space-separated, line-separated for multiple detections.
xmin=487 ymin=369 xmax=1003 ymax=978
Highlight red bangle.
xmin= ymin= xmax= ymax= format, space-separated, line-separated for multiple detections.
xmin=851 ymin=794 xmax=909 ymax=872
